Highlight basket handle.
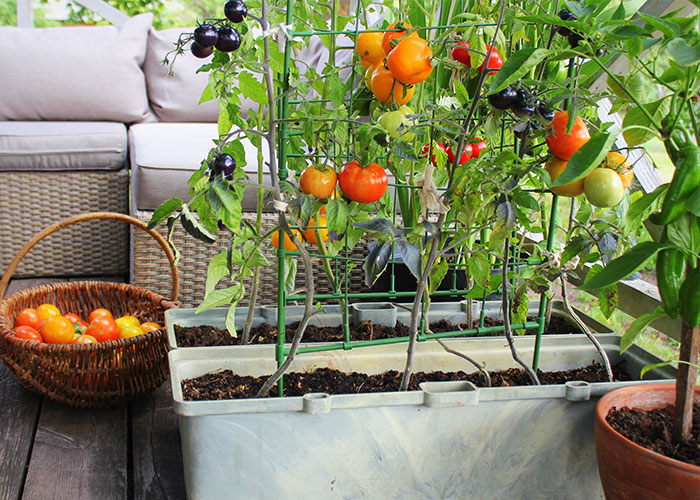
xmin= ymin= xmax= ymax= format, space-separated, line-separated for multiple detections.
xmin=0 ymin=212 xmax=179 ymax=302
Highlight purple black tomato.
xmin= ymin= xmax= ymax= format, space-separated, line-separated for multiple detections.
xmin=536 ymin=101 xmax=555 ymax=122
xmin=193 ymin=24 xmax=219 ymax=48
xmin=191 ymin=42 xmax=214 ymax=58
xmin=556 ymin=9 xmax=576 ymax=36
xmin=488 ymin=85 xmax=519 ymax=110
xmin=224 ymin=0 xmax=248 ymax=23
xmin=215 ymin=26 xmax=242 ymax=52
xmin=211 ymin=153 xmax=237 ymax=180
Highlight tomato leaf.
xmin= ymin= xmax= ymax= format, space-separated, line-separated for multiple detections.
xmin=667 ymin=38 xmax=700 ymax=65
xmin=395 ymin=241 xmax=421 ymax=280
xmin=180 ymin=205 xmax=216 ymax=244
xmin=195 ymin=283 xmax=243 ymax=314
xmin=578 ymin=241 xmax=671 ymax=291
xmin=667 ymin=213 xmax=700 ymax=256
xmin=428 ymin=259 xmax=449 ymax=296
xmin=552 ymin=129 xmax=619 ymax=186
xmin=488 ymin=47 xmax=550 ymax=94
xmin=468 ymin=252 xmax=491 ymax=290
xmin=622 ymin=97 xmax=669 ymax=146
xmin=147 ymin=197 xmax=183 ymax=229
xmin=621 ymin=306 xmax=666 ymax=354
xmin=354 ymin=218 xmax=404 ymax=239
xmin=325 ymin=198 xmax=348 ymax=234
xmin=282 ymin=255 xmax=297 ymax=295
xmin=206 ymin=251 xmax=230 ymax=297
xmin=363 ymin=241 xmax=392 ymax=287
xmin=225 ymin=304 xmax=238 ymax=338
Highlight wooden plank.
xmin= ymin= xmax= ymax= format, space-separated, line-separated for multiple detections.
xmin=21 ymin=400 xmax=128 ymax=500
xmin=131 ymin=382 xmax=186 ymax=500
xmin=0 ymin=364 xmax=41 ymax=500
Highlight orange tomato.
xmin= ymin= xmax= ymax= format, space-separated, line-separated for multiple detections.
xmin=382 ymin=22 xmax=417 ymax=55
xmin=41 ymin=316 xmax=76 ymax=344
xmin=115 ymin=315 xmax=140 ymax=331
xmin=14 ymin=325 xmax=43 ymax=342
xmin=271 ymin=228 xmax=304 ymax=252
xmin=370 ymin=65 xmax=414 ymax=106
xmin=88 ymin=308 xmax=114 ymax=323
xmin=15 ymin=308 xmax=41 ymax=330
xmin=356 ymin=31 xmax=384 ymax=64
xmin=73 ymin=334 xmax=98 ymax=344
xmin=544 ymin=156 xmax=585 ymax=197
xmin=299 ymin=165 xmax=337 ymax=199
xmin=601 ymin=151 xmax=634 ymax=188
xmin=36 ymin=303 xmax=61 ymax=321
xmin=305 ymin=215 xmax=329 ymax=245
xmin=386 ymin=36 xmax=433 ymax=85
xmin=120 ymin=325 xmax=145 ymax=338
xmin=140 ymin=322 xmax=162 ymax=333
xmin=546 ymin=111 xmax=590 ymax=160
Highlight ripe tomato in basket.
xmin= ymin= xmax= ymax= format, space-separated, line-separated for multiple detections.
xmin=140 ymin=322 xmax=162 ymax=333
xmin=14 ymin=325 xmax=43 ymax=342
xmin=88 ymin=308 xmax=113 ymax=323
xmin=85 ymin=317 xmax=120 ymax=342
xmin=36 ymin=303 xmax=61 ymax=321
xmin=15 ymin=308 xmax=41 ymax=330
xmin=41 ymin=316 xmax=75 ymax=344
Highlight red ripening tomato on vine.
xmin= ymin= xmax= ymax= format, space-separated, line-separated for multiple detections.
xmin=546 ymin=110 xmax=590 ymax=160
xmin=338 ymin=161 xmax=388 ymax=203
xmin=382 ymin=22 xmax=417 ymax=55
xmin=451 ymin=42 xmax=503 ymax=73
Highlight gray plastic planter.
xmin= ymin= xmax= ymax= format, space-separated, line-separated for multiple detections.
xmin=169 ymin=335 xmax=673 ymax=500
xmin=165 ymin=300 xmax=613 ymax=351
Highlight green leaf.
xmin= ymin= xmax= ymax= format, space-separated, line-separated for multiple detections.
xmin=666 ymin=38 xmax=700 ymax=65
xmin=667 ymin=213 xmax=700 ymax=256
xmin=468 ymin=252 xmax=491 ymax=289
xmin=180 ymin=205 xmax=216 ymax=244
xmin=363 ymin=241 xmax=392 ymax=287
xmin=511 ymin=190 xmax=540 ymax=211
xmin=428 ymin=259 xmax=449 ymax=295
xmin=199 ymin=83 xmax=215 ymax=104
xmin=453 ymin=80 xmax=469 ymax=106
xmin=623 ymin=184 xmax=667 ymax=233
xmin=552 ymin=130 xmax=619 ymax=186
xmin=225 ymin=304 xmax=238 ymax=338
xmin=147 ymin=198 xmax=183 ymax=229
xmin=282 ymin=256 xmax=297 ymax=295
xmin=195 ymin=284 xmax=243 ymax=314
xmin=638 ymin=13 xmax=679 ymax=38
xmin=488 ymin=47 xmax=550 ymax=94
xmin=218 ymin=105 xmax=232 ymax=137
xmin=206 ymin=251 xmax=230 ymax=297
xmin=621 ymin=307 xmax=666 ymax=353
xmin=578 ymin=241 xmax=670 ymax=291
xmin=610 ymin=25 xmax=650 ymax=39
xmin=239 ymin=71 xmax=267 ymax=105
xmin=685 ymin=188 xmax=700 ymax=217
xmin=622 ymin=98 xmax=669 ymax=147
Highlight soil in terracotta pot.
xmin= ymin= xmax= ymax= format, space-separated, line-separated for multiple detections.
xmin=174 ymin=315 xmax=580 ymax=347
xmin=181 ymin=362 xmax=632 ymax=401
xmin=606 ymin=403 xmax=700 ymax=466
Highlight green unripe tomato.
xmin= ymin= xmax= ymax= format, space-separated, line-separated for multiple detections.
xmin=584 ymin=168 xmax=624 ymax=208
xmin=377 ymin=108 xmax=416 ymax=141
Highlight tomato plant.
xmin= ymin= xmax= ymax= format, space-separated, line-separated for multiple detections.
xmin=478 ymin=45 xmax=503 ymax=73
xmin=338 ymin=161 xmax=388 ymax=203
xmin=544 ymin=156 xmax=584 ymax=197
xmin=386 ymin=36 xmax=433 ymax=85
xmin=85 ymin=317 xmax=120 ymax=342
xmin=451 ymin=41 xmax=502 ymax=73
xmin=299 ymin=165 xmax=337 ymax=198
xmin=583 ymin=168 xmax=624 ymax=208
xmin=546 ymin=111 xmax=590 ymax=160
xmin=451 ymin=40 xmax=470 ymax=65
xmin=15 ymin=308 xmax=41 ymax=330
xmin=14 ymin=325 xmax=43 ymax=343
xmin=370 ymin=65 xmax=414 ymax=106
xmin=41 ymin=316 xmax=76 ymax=344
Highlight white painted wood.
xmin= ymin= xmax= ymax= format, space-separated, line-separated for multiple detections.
xmin=71 ymin=0 xmax=129 ymax=27
xmin=16 ymin=0 xmax=33 ymax=28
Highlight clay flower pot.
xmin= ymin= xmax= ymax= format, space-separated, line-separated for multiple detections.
xmin=595 ymin=383 xmax=700 ymax=500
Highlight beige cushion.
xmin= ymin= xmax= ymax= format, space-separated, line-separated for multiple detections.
xmin=144 ymin=28 xmax=220 ymax=122
xmin=0 ymin=121 xmax=127 ymax=171
xmin=0 ymin=14 xmax=153 ymax=123
xmin=129 ymin=122 xmax=271 ymax=211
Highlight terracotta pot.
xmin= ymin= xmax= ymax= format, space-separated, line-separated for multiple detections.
xmin=595 ymin=383 xmax=700 ymax=500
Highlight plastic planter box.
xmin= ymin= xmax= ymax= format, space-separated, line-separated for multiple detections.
xmin=169 ymin=335 xmax=673 ymax=500
xmin=165 ymin=300 xmax=613 ymax=351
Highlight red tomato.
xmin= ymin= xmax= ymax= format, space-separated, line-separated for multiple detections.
xmin=88 ymin=308 xmax=113 ymax=323
xmin=478 ymin=46 xmax=504 ymax=73
xmin=451 ymin=42 xmax=503 ymax=73
xmin=446 ymin=144 xmax=473 ymax=165
xmin=338 ymin=161 xmax=389 ymax=203
xmin=299 ymin=165 xmax=337 ymax=198
xmin=451 ymin=40 xmax=471 ymax=65
xmin=15 ymin=308 xmax=41 ymax=330
xmin=546 ymin=111 xmax=591 ymax=160
xmin=469 ymin=138 xmax=487 ymax=158
xmin=85 ymin=317 xmax=120 ymax=342
xmin=420 ymin=141 xmax=448 ymax=167
xmin=14 ymin=325 xmax=43 ymax=342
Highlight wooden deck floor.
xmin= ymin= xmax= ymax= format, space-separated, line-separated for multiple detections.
xmin=1 ymin=278 xmax=187 ymax=500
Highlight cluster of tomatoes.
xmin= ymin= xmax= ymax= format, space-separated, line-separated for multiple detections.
xmin=421 ymin=137 xmax=488 ymax=167
xmin=191 ymin=0 xmax=248 ymax=58
xmin=357 ymin=23 xmax=433 ymax=107
xmin=13 ymin=304 xmax=161 ymax=345
xmin=451 ymin=41 xmax=504 ymax=74
xmin=544 ymin=111 xmax=633 ymax=207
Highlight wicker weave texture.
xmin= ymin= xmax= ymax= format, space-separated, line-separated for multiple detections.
xmin=0 ymin=170 xmax=129 ymax=278
xmin=0 ymin=281 xmax=176 ymax=408
xmin=132 ymin=210 xmax=368 ymax=308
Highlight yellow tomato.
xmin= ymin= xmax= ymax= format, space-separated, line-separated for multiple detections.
xmin=119 ymin=325 xmax=145 ymax=338
xmin=140 ymin=322 xmax=162 ymax=333
xmin=115 ymin=316 xmax=140 ymax=330
xmin=36 ymin=303 xmax=61 ymax=321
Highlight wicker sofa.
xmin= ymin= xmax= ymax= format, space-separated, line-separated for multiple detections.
xmin=0 ymin=14 xmax=359 ymax=306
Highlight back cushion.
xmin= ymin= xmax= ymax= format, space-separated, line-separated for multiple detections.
xmin=0 ymin=14 xmax=153 ymax=123
xmin=144 ymin=28 xmax=220 ymax=122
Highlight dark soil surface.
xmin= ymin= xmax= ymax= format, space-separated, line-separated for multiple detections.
xmin=174 ymin=315 xmax=581 ymax=347
xmin=181 ymin=362 xmax=632 ymax=401
xmin=607 ymin=403 xmax=700 ymax=467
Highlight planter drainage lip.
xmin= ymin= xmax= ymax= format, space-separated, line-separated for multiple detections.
xmin=165 ymin=300 xmax=615 ymax=350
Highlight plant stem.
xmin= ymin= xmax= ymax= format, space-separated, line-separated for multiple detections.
xmin=437 ymin=339 xmax=491 ymax=387
xmin=673 ymin=320 xmax=699 ymax=444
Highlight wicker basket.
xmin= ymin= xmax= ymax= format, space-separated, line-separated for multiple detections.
xmin=0 ymin=212 xmax=179 ymax=408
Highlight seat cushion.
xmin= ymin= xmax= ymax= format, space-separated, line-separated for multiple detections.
xmin=129 ymin=122 xmax=271 ymax=211
xmin=0 ymin=14 xmax=153 ymax=123
xmin=0 ymin=121 xmax=127 ymax=171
